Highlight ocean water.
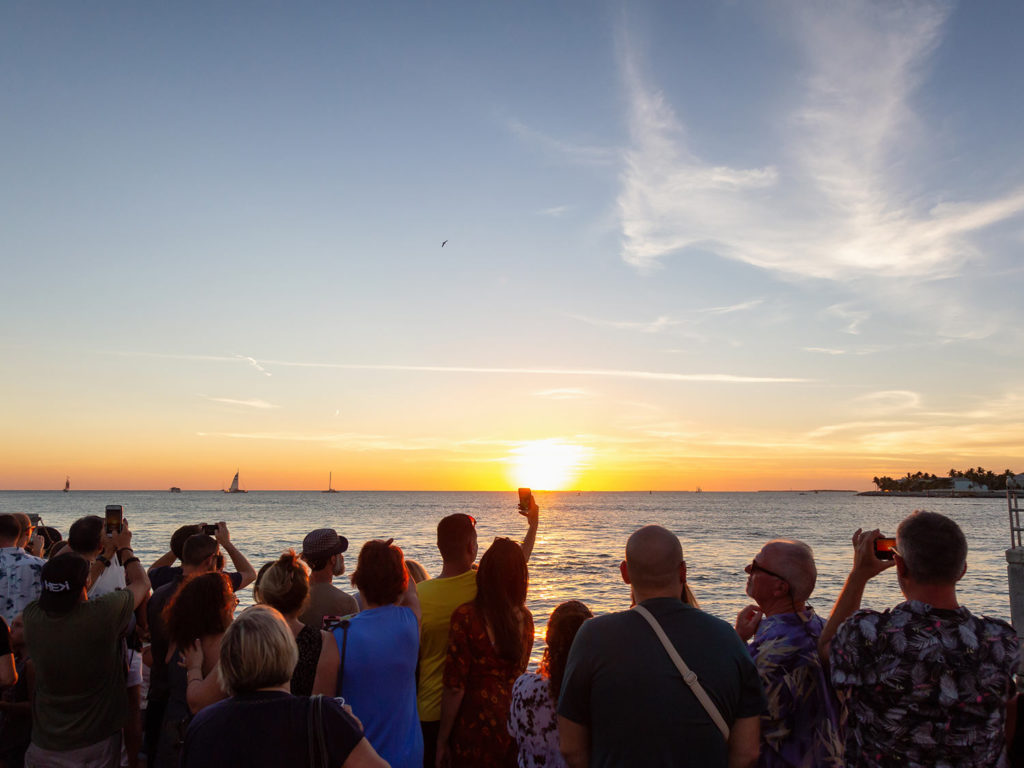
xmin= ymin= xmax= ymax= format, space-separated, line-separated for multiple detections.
xmin=3 ymin=490 xmax=1017 ymax=664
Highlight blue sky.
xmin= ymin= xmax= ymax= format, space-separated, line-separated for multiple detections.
xmin=2 ymin=1 xmax=1022 ymax=490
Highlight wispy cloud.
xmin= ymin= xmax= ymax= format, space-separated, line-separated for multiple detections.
xmin=201 ymin=396 xmax=280 ymax=409
xmin=854 ymin=389 xmax=922 ymax=414
xmin=507 ymin=118 xmax=618 ymax=166
xmin=616 ymin=3 xmax=1024 ymax=293
xmin=539 ymin=205 xmax=571 ymax=217
xmin=534 ymin=388 xmax=591 ymax=400
xmin=827 ymin=304 xmax=870 ymax=335
xmin=236 ymin=355 xmax=272 ymax=377
xmin=567 ymin=299 xmax=762 ymax=338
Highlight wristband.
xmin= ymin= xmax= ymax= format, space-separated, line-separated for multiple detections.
xmin=122 ymin=556 xmax=141 ymax=568
xmin=96 ymin=555 xmax=111 ymax=568
xmin=118 ymin=548 xmax=134 ymax=558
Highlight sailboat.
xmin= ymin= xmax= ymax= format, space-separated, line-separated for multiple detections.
xmin=63 ymin=476 xmax=70 ymax=493
xmin=224 ymin=470 xmax=247 ymax=494
xmin=323 ymin=472 xmax=339 ymax=493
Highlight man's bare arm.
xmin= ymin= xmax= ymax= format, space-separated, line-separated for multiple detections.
xmin=519 ymin=498 xmax=540 ymax=563
xmin=558 ymin=716 xmax=589 ymax=768
xmin=727 ymin=715 xmax=760 ymax=768
xmin=215 ymin=522 xmax=257 ymax=589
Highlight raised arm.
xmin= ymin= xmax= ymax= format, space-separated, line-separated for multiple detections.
xmin=215 ymin=522 xmax=257 ymax=589
xmin=818 ymin=528 xmax=895 ymax=660
xmin=113 ymin=524 xmax=151 ymax=609
xmin=148 ymin=550 xmax=177 ymax=573
xmin=519 ymin=496 xmax=539 ymax=563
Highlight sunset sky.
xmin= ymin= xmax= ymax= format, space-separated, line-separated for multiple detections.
xmin=2 ymin=2 xmax=1023 ymax=491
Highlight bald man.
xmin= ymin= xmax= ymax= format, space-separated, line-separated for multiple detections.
xmin=735 ymin=540 xmax=841 ymax=768
xmin=558 ymin=525 xmax=765 ymax=768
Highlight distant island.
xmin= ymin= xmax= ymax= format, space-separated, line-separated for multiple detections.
xmin=863 ymin=467 xmax=1022 ymax=496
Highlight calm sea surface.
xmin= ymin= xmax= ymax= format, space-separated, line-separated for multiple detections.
xmin=3 ymin=491 xmax=1016 ymax=664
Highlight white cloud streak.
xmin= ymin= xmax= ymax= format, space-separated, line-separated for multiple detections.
xmin=109 ymin=350 xmax=811 ymax=384
xmin=507 ymin=119 xmax=618 ymax=166
xmin=201 ymin=396 xmax=280 ymax=409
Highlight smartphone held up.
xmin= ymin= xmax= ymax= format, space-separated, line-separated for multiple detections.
xmin=517 ymin=488 xmax=533 ymax=516
xmin=874 ymin=536 xmax=897 ymax=560
xmin=104 ymin=505 xmax=124 ymax=535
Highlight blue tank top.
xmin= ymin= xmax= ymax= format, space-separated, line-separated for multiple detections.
xmin=334 ymin=604 xmax=423 ymax=768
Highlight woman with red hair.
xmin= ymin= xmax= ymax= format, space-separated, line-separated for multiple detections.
xmin=438 ymin=537 xmax=533 ymax=768
xmin=317 ymin=538 xmax=422 ymax=768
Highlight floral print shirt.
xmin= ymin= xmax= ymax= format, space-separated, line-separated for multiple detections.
xmin=508 ymin=671 xmax=566 ymax=768
xmin=0 ymin=547 xmax=45 ymax=625
xmin=747 ymin=606 xmax=843 ymax=768
xmin=831 ymin=600 xmax=1019 ymax=768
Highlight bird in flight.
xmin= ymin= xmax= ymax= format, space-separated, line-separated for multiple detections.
xmin=441 ymin=240 xmax=448 ymax=247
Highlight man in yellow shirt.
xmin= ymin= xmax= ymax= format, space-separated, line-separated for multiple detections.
xmin=418 ymin=504 xmax=538 ymax=767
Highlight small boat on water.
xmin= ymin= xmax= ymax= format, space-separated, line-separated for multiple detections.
xmin=224 ymin=471 xmax=247 ymax=493
xmin=63 ymin=476 xmax=70 ymax=493
xmin=169 ymin=487 xmax=182 ymax=493
xmin=323 ymin=472 xmax=339 ymax=493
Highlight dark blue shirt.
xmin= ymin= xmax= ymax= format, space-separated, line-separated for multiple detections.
xmin=182 ymin=691 xmax=363 ymax=768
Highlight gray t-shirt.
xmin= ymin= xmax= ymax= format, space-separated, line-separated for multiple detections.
xmin=558 ymin=597 xmax=766 ymax=768
xmin=299 ymin=581 xmax=358 ymax=631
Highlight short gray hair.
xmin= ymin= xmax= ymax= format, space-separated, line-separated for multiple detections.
xmin=896 ymin=511 xmax=967 ymax=585
xmin=218 ymin=605 xmax=297 ymax=696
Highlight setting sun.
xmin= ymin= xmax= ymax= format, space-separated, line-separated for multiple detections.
xmin=507 ymin=440 xmax=588 ymax=491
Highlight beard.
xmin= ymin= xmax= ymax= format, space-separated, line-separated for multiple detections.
xmin=332 ymin=556 xmax=345 ymax=577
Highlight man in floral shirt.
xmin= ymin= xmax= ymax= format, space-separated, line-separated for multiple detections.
xmin=736 ymin=539 xmax=843 ymax=767
xmin=0 ymin=514 xmax=45 ymax=625
xmin=820 ymin=511 xmax=1019 ymax=768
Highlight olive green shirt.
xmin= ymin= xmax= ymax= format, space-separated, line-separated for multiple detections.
xmin=24 ymin=589 xmax=134 ymax=751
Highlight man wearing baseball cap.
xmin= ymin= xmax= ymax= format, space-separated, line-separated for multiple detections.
xmin=23 ymin=524 xmax=150 ymax=767
xmin=299 ymin=528 xmax=358 ymax=631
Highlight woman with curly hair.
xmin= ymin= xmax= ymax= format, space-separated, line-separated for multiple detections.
xmin=317 ymin=538 xmax=422 ymax=768
xmin=508 ymin=601 xmax=593 ymax=767
xmin=438 ymin=537 xmax=533 ymax=768
xmin=154 ymin=572 xmax=236 ymax=768
xmin=253 ymin=551 xmax=334 ymax=696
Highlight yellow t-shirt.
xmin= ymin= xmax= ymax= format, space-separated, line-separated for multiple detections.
xmin=416 ymin=569 xmax=478 ymax=721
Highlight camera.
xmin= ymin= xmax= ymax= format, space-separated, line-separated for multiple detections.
xmin=202 ymin=524 xmax=219 ymax=536
xmin=104 ymin=505 xmax=124 ymax=534
xmin=874 ymin=537 xmax=897 ymax=560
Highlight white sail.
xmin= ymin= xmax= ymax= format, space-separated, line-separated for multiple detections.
xmin=229 ymin=471 xmax=240 ymax=493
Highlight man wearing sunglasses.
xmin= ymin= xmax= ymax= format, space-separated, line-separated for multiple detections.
xmin=735 ymin=540 xmax=842 ymax=768
xmin=819 ymin=511 xmax=1019 ymax=768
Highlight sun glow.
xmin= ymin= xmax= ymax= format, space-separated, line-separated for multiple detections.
xmin=508 ymin=440 xmax=588 ymax=491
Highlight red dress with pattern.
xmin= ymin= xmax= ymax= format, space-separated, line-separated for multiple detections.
xmin=443 ymin=602 xmax=534 ymax=768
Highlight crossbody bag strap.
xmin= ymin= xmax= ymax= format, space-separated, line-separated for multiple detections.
xmin=632 ymin=604 xmax=730 ymax=740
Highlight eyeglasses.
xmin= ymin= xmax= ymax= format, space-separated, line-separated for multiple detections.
xmin=746 ymin=559 xmax=788 ymax=583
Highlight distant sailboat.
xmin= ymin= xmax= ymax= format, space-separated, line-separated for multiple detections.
xmin=63 ymin=476 xmax=70 ymax=493
xmin=224 ymin=470 xmax=247 ymax=494
xmin=323 ymin=472 xmax=339 ymax=493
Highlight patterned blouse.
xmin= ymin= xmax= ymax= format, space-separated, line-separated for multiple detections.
xmin=507 ymin=671 xmax=566 ymax=768
xmin=747 ymin=606 xmax=843 ymax=768
xmin=0 ymin=547 xmax=45 ymax=625
xmin=443 ymin=603 xmax=533 ymax=768
xmin=831 ymin=600 xmax=1019 ymax=768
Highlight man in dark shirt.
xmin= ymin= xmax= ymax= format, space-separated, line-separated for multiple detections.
xmin=144 ymin=527 xmax=253 ymax=761
xmin=558 ymin=525 xmax=764 ymax=768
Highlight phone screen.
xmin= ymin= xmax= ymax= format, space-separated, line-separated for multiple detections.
xmin=104 ymin=505 xmax=123 ymax=534
xmin=874 ymin=537 xmax=897 ymax=560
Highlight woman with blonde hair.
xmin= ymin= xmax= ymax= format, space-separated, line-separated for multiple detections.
xmin=181 ymin=605 xmax=387 ymax=767
xmin=253 ymin=551 xmax=334 ymax=696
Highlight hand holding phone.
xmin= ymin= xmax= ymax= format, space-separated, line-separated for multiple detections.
xmin=517 ymin=488 xmax=533 ymax=514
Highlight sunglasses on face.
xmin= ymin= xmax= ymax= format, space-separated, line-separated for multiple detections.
xmin=745 ymin=559 xmax=788 ymax=583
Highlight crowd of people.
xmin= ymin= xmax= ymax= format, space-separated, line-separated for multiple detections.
xmin=0 ymin=502 xmax=1021 ymax=768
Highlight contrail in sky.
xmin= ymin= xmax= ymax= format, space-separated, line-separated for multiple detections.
xmin=105 ymin=350 xmax=811 ymax=384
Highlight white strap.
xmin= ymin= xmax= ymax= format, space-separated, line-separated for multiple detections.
xmin=633 ymin=604 xmax=730 ymax=740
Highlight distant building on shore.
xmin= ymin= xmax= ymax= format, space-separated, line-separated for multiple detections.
xmin=952 ymin=478 xmax=989 ymax=492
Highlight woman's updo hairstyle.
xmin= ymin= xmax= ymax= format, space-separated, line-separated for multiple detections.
xmin=253 ymin=550 xmax=310 ymax=617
